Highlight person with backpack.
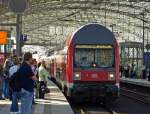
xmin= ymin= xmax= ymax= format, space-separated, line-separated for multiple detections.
xmin=9 ymin=57 xmax=20 ymax=114
xmin=20 ymin=52 xmax=37 ymax=114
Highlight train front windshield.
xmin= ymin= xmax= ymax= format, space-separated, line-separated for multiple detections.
xmin=74 ymin=45 xmax=114 ymax=68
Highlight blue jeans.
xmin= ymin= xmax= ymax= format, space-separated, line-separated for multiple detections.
xmin=10 ymin=92 xmax=20 ymax=112
xmin=21 ymin=88 xmax=33 ymax=114
xmin=0 ymin=77 xmax=4 ymax=99
xmin=3 ymin=78 xmax=9 ymax=98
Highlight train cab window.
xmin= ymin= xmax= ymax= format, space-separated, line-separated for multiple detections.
xmin=74 ymin=45 xmax=114 ymax=68
xmin=95 ymin=49 xmax=114 ymax=67
xmin=74 ymin=49 xmax=94 ymax=68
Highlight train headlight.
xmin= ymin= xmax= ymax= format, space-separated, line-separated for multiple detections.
xmin=74 ymin=72 xmax=81 ymax=80
xmin=108 ymin=73 xmax=115 ymax=80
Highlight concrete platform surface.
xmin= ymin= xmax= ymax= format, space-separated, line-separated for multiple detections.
xmin=0 ymin=80 xmax=74 ymax=114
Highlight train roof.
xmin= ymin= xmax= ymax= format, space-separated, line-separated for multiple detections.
xmin=71 ymin=23 xmax=116 ymax=45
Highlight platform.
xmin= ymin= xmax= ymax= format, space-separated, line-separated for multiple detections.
xmin=121 ymin=77 xmax=150 ymax=88
xmin=0 ymin=80 xmax=74 ymax=114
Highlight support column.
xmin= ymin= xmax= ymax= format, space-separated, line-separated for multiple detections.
xmin=147 ymin=29 xmax=149 ymax=52
xmin=16 ymin=14 xmax=22 ymax=56
xmin=136 ymin=48 xmax=138 ymax=72
xmin=133 ymin=48 xmax=135 ymax=64
xmin=142 ymin=12 xmax=145 ymax=66
xmin=104 ymin=1 xmax=106 ymax=26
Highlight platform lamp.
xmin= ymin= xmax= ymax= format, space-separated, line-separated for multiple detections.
xmin=8 ymin=0 xmax=28 ymax=57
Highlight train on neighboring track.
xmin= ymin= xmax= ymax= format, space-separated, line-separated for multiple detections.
xmin=45 ymin=23 xmax=120 ymax=104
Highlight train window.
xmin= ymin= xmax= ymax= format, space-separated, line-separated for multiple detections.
xmin=74 ymin=47 xmax=114 ymax=68
xmin=74 ymin=49 xmax=94 ymax=68
xmin=95 ymin=49 xmax=114 ymax=67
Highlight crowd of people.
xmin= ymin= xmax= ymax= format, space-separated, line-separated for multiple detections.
xmin=120 ymin=64 xmax=150 ymax=81
xmin=0 ymin=52 xmax=49 ymax=114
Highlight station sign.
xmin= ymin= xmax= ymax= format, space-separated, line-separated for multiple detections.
xmin=0 ymin=31 xmax=7 ymax=45
xmin=20 ymin=34 xmax=27 ymax=41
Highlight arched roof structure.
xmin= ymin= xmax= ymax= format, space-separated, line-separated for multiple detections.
xmin=0 ymin=0 xmax=150 ymax=52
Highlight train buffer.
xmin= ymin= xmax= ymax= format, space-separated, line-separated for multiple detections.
xmin=0 ymin=80 xmax=74 ymax=114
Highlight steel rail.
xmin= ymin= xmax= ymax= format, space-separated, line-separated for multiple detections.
xmin=120 ymin=87 xmax=150 ymax=105
xmin=73 ymin=106 xmax=118 ymax=114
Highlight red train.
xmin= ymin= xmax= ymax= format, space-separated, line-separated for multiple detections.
xmin=46 ymin=23 xmax=120 ymax=104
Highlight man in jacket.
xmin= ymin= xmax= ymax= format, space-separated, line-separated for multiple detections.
xmin=20 ymin=52 xmax=37 ymax=114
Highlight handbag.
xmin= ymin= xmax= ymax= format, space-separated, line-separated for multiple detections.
xmin=45 ymin=87 xmax=50 ymax=93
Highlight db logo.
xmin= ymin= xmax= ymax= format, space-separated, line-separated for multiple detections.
xmin=92 ymin=74 xmax=98 ymax=78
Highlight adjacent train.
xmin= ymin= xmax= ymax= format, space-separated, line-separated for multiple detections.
xmin=46 ymin=23 xmax=120 ymax=104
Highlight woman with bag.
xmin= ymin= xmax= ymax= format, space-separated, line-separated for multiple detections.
xmin=38 ymin=60 xmax=49 ymax=99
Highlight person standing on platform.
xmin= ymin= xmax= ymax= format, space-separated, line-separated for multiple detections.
xmin=9 ymin=57 xmax=20 ymax=114
xmin=148 ymin=68 xmax=150 ymax=81
xmin=130 ymin=64 xmax=136 ymax=78
xmin=0 ymin=63 xmax=4 ymax=100
xmin=142 ymin=65 xmax=146 ymax=79
xmin=119 ymin=65 xmax=124 ymax=77
xmin=20 ymin=52 xmax=37 ymax=114
xmin=35 ymin=62 xmax=41 ymax=98
xmin=3 ymin=55 xmax=15 ymax=99
xmin=31 ymin=58 xmax=38 ymax=104
xmin=38 ymin=60 xmax=49 ymax=99
xmin=124 ymin=64 xmax=130 ymax=78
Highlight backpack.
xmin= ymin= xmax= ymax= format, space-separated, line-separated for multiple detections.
xmin=9 ymin=69 xmax=21 ymax=92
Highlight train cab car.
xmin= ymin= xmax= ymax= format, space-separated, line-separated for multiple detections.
xmin=48 ymin=23 xmax=119 ymax=104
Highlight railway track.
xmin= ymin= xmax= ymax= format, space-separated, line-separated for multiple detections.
xmin=73 ymin=105 xmax=118 ymax=114
xmin=120 ymin=87 xmax=150 ymax=105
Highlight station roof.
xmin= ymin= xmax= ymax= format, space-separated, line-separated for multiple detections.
xmin=0 ymin=0 xmax=150 ymax=52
